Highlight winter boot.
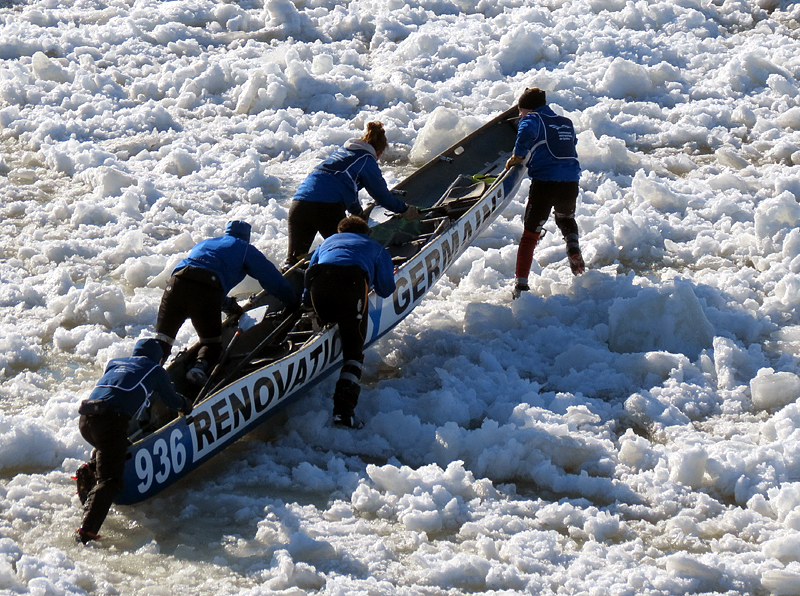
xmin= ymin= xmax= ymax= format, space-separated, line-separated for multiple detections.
xmin=568 ymin=251 xmax=585 ymax=275
xmin=74 ymin=528 xmax=100 ymax=545
xmin=74 ymin=463 xmax=96 ymax=505
xmin=511 ymin=278 xmax=529 ymax=300
xmin=564 ymin=233 xmax=585 ymax=275
xmin=332 ymin=412 xmax=365 ymax=429
xmin=332 ymin=379 xmax=363 ymax=429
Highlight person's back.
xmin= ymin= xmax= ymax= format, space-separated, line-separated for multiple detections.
xmin=285 ymin=121 xmax=418 ymax=268
xmin=173 ymin=221 xmax=295 ymax=303
xmin=310 ymin=231 xmax=396 ymax=298
xmin=516 ymin=105 xmax=581 ymax=182
xmin=175 ymin=234 xmax=248 ymax=290
xmin=82 ymin=338 xmax=186 ymax=419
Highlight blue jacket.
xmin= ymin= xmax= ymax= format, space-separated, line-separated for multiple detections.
xmin=173 ymin=233 xmax=297 ymax=306
xmin=306 ymin=232 xmax=396 ymax=298
xmin=293 ymin=139 xmax=408 ymax=215
xmin=514 ymin=105 xmax=581 ymax=182
xmin=81 ymin=339 xmax=188 ymax=420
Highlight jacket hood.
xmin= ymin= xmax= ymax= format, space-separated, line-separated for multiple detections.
xmin=133 ymin=338 xmax=165 ymax=362
xmin=225 ymin=220 xmax=251 ymax=243
xmin=343 ymin=138 xmax=377 ymax=159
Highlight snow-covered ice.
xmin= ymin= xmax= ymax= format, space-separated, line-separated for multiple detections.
xmin=2 ymin=0 xmax=800 ymax=594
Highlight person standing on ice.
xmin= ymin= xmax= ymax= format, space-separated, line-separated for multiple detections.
xmin=303 ymin=216 xmax=396 ymax=429
xmin=505 ymin=87 xmax=584 ymax=298
xmin=155 ymin=220 xmax=299 ymax=385
xmin=284 ymin=121 xmax=420 ymax=269
xmin=74 ymin=338 xmax=192 ymax=544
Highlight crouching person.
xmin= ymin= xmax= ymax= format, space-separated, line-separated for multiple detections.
xmin=304 ymin=216 xmax=396 ymax=428
xmin=74 ymin=338 xmax=192 ymax=544
xmin=155 ymin=220 xmax=299 ymax=386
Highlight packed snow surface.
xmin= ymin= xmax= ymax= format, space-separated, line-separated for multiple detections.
xmin=2 ymin=0 xmax=800 ymax=594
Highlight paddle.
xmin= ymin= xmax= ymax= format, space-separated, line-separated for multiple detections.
xmin=196 ymin=306 xmax=305 ymax=402
xmin=419 ymin=196 xmax=482 ymax=218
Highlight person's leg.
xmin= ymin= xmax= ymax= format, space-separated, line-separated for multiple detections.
xmin=317 ymin=203 xmax=346 ymax=239
xmin=186 ymin=285 xmax=225 ymax=384
xmin=551 ymin=181 xmax=583 ymax=275
xmin=286 ymin=201 xmax=320 ymax=267
xmin=514 ymin=181 xmax=552 ymax=296
xmin=154 ymin=274 xmax=191 ymax=358
xmin=332 ymin=292 xmax=368 ymax=426
xmin=78 ymin=414 xmax=129 ymax=542
xmin=514 ymin=231 xmax=540 ymax=281
xmin=75 ymin=417 xmax=97 ymax=505
xmin=286 ymin=202 xmax=348 ymax=268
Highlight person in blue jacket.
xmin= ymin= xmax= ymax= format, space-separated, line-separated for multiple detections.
xmin=285 ymin=121 xmax=420 ymax=268
xmin=505 ymin=87 xmax=584 ymax=298
xmin=155 ymin=220 xmax=299 ymax=385
xmin=74 ymin=338 xmax=192 ymax=544
xmin=303 ymin=216 xmax=396 ymax=428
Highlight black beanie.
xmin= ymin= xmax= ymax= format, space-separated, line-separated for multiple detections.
xmin=518 ymin=87 xmax=546 ymax=110
xmin=225 ymin=220 xmax=251 ymax=242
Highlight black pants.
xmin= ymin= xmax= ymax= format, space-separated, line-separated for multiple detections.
xmin=523 ymin=179 xmax=580 ymax=239
xmin=286 ymin=200 xmax=346 ymax=265
xmin=79 ymin=413 xmax=130 ymax=536
xmin=307 ymin=264 xmax=369 ymax=414
xmin=155 ymin=272 xmax=224 ymax=363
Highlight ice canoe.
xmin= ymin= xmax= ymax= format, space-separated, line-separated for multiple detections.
xmin=116 ymin=105 xmax=526 ymax=504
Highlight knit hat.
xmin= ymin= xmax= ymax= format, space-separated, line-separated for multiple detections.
xmin=518 ymin=87 xmax=546 ymax=110
xmin=225 ymin=220 xmax=251 ymax=242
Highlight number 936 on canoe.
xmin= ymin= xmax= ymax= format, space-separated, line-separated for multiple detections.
xmin=130 ymin=427 xmax=191 ymax=495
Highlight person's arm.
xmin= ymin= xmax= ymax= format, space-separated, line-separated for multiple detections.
xmin=152 ymin=368 xmax=192 ymax=414
xmin=372 ymin=247 xmax=397 ymax=298
xmin=359 ymin=157 xmax=408 ymax=213
xmin=506 ymin=116 xmax=540 ymax=169
xmin=345 ymin=199 xmax=364 ymax=217
xmin=300 ymin=249 xmax=320 ymax=307
xmin=244 ymin=246 xmax=299 ymax=307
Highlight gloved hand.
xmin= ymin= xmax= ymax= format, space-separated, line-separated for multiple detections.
xmin=222 ymin=297 xmax=245 ymax=317
xmin=401 ymin=204 xmax=421 ymax=220
xmin=359 ymin=203 xmax=376 ymax=221
xmin=287 ymin=293 xmax=303 ymax=312
xmin=348 ymin=202 xmax=364 ymax=218
xmin=181 ymin=396 xmax=193 ymax=416
xmin=279 ymin=297 xmax=302 ymax=319
xmin=505 ymin=155 xmax=524 ymax=170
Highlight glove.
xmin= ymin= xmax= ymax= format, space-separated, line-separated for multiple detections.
xmin=359 ymin=203 xmax=376 ymax=221
xmin=282 ymin=294 xmax=302 ymax=315
xmin=505 ymin=155 xmax=524 ymax=170
xmin=222 ymin=297 xmax=245 ymax=317
xmin=348 ymin=202 xmax=364 ymax=218
xmin=401 ymin=204 xmax=421 ymax=220
xmin=180 ymin=396 xmax=193 ymax=416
